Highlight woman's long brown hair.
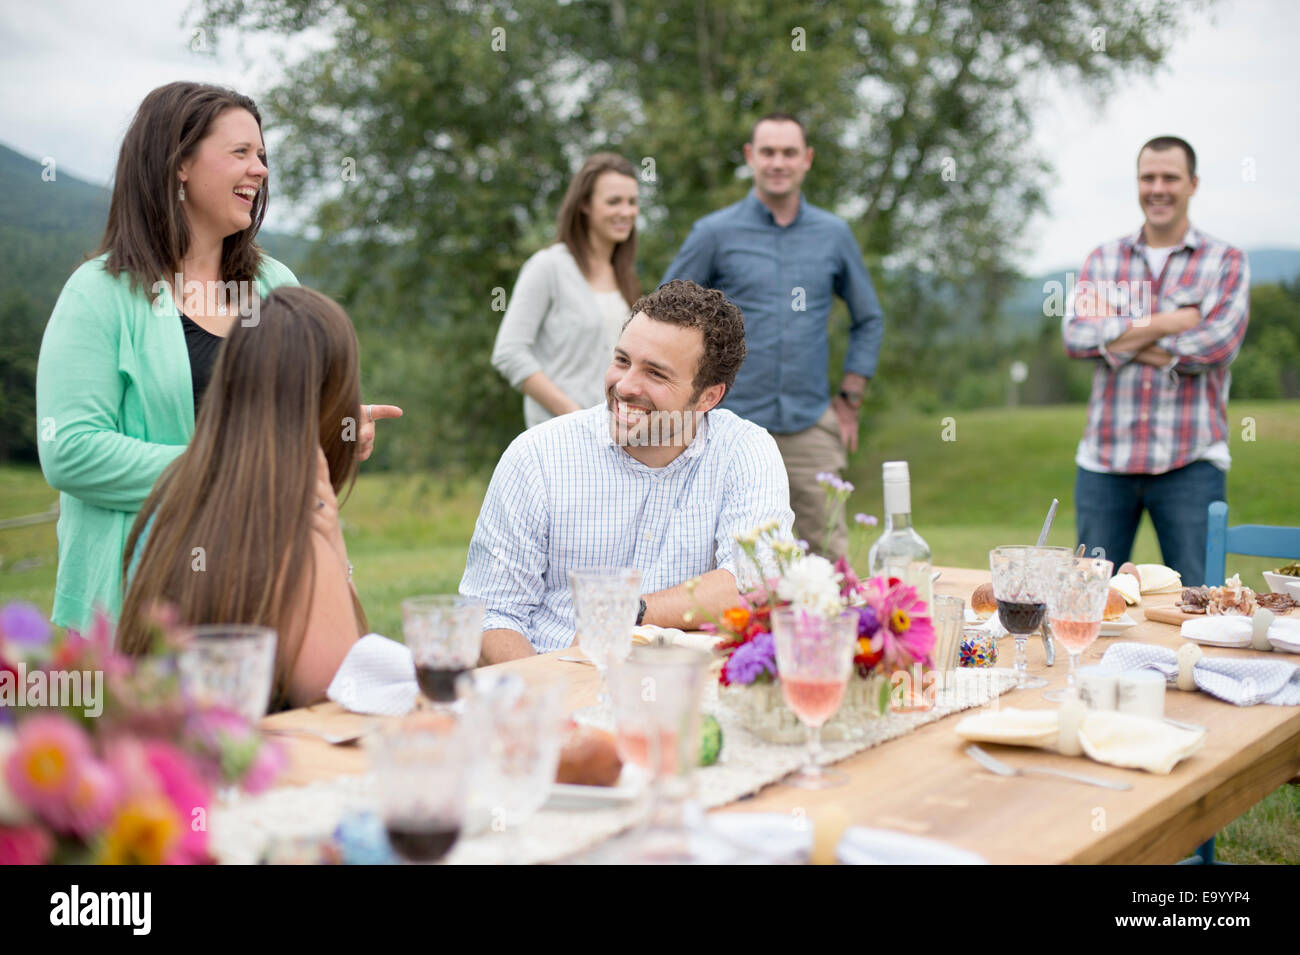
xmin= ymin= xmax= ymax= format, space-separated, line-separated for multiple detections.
xmin=555 ymin=153 xmax=640 ymax=306
xmin=95 ymin=81 xmax=269 ymax=295
xmin=118 ymin=287 xmax=367 ymax=702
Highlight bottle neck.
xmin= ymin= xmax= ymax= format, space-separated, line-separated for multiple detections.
xmin=883 ymin=510 xmax=913 ymax=533
xmin=882 ymin=480 xmax=911 ymax=529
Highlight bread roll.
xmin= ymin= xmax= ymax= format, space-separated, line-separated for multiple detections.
xmin=555 ymin=726 xmax=623 ymax=787
xmin=970 ymin=582 xmax=997 ymax=620
xmin=1104 ymin=587 xmax=1127 ymax=621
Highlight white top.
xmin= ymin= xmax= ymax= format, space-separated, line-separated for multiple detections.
xmin=459 ymin=405 xmax=795 ymax=652
xmin=490 ymin=243 xmax=632 ymax=429
xmin=1142 ymin=245 xmax=1176 ymax=281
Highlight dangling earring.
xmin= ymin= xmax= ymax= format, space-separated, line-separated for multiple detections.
xmin=178 ymin=183 xmax=186 ymax=202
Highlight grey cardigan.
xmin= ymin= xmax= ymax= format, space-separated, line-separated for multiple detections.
xmin=491 ymin=243 xmax=631 ymax=428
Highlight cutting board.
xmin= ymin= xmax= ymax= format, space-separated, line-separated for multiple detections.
xmin=1144 ymin=605 xmax=1295 ymax=626
xmin=1143 ymin=606 xmax=1200 ymax=626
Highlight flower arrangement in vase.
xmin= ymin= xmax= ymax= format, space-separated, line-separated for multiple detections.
xmin=692 ymin=475 xmax=936 ymax=742
xmin=0 ymin=603 xmax=286 ymax=864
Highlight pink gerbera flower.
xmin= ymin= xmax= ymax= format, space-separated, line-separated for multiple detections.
xmin=142 ymin=741 xmax=211 ymax=864
xmin=3 ymin=715 xmax=92 ymax=828
xmin=861 ymin=577 xmax=935 ymax=670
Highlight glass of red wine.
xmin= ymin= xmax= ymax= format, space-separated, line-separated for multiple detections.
xmin=770 ymin=607 xmax=858 ymax=789
xmin=369 ymin=713 xmax=468 ymax=864
xmin=1042 ymin=555 xmax=1113 ymax=703
xmin=989 ymin=546 xmax=1060 ymax=689
xmin=401 ymin=596 xmax=484 ymax=708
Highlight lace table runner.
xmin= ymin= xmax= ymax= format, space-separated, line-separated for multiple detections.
xmin=211 ymin=668 xmax=1018 ymax=864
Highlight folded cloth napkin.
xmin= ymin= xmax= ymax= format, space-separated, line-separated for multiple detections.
xmin=955 ymin=707 xmax=1205 ymax=774
xmin=1077 ymin=710 xmax=1205 ymax=774
xmin=1099 ymin=641 xmax=1300 ymax=706
xmin=326 ymin=633 xmax=418 ymax=716
xmin=704 ymin=813 xmax=987 ymax=864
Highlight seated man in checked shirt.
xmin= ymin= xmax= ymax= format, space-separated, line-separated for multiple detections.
xmin=462 ymin=279 xmax=795 ymax=664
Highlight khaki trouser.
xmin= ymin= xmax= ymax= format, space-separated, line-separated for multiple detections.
xmin=771 ymin=406 xmax=849 ymax=560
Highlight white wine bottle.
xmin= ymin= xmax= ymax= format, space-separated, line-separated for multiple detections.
xmin=867 ymin=461 xmax=933 ymax=608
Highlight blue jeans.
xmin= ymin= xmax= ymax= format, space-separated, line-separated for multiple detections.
xmin=1074 ymin=462 xmax=1226 ymax=587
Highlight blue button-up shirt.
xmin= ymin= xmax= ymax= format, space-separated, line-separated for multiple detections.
xmin=662 ymin=192 xmax=885 ymax=434
xmin=459 ymin=405 xmax=794 ymax=652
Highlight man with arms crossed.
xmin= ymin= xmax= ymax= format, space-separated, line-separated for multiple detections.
xmin=1063 ymin=136 xmax=1249 ymax=586
xmin=662 ymin=113 xmax=884 ymax=558
xmin=463 ymin=280 xmax=794 ymax=664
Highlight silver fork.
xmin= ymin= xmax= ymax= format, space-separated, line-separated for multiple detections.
xmin=965 ymin=744 xmax=1133 ymax=790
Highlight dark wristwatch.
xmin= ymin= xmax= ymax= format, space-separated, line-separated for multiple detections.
xmin=636 ymin=598 xmax=647 ymax=626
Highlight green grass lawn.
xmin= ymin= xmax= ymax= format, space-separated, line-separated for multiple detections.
xmin=2 ymin=399 xmax=1297 ymax=862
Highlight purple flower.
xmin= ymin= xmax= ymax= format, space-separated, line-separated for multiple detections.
xmin=855 ymin=604 xmax=880 ymax=638
xmin=854 ymin=512 xmax=878 ymax=527
xmin=0 ymin=603 xmax=50 ymax=648
xmin=724 ymin=632 xmax=778 ymax=685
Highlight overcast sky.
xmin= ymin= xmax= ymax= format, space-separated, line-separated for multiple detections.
xmin=3 ymin=0 xmax=1296 ymax=273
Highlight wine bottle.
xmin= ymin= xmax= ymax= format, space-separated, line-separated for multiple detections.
xmin=867 ymin=461 xmax=933 ymax=608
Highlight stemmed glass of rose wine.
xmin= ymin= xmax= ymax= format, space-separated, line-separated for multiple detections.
xmin=1042 ymin=554 xmax=1113 ymax=703
xmin=771 ymin=607 xmax=858 ymax=789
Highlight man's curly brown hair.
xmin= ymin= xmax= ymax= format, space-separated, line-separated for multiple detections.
xmin=627 ymin=280 xmax=747 ymax=400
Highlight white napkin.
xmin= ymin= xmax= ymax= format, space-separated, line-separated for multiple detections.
xmin=955 ymin=707 xmax=1205 ymax=774
xmin=326 ymin=633 xmax=418 ymax=716
xmin=836 ymin=827 xmax=987 ymax=865
xmin=1180 ymin=616 xmax=1252 ymax=648
xmin=1268 ymin=617 xmax=1300 ymax=653
xmin=1076 ymin=710 xmax=1205 ymax=775
xmin=702 ymin=813 xmax=987 ymax=864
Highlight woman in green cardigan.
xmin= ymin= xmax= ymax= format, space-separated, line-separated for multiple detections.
xmin=35 ymin=82 xmax=397 ymax=630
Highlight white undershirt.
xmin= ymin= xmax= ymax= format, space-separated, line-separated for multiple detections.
xmin=1143 ymin=245 xmax=1176 ymax=281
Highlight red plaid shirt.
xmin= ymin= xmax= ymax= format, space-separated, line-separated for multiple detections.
xmin=1062 ymin=224 xmax=1250 ymax=475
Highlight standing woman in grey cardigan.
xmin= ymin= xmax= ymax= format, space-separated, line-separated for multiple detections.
xmin=491 ymin=154 xmax=641 ymax=428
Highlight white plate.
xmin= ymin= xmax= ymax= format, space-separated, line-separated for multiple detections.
xmin=1099 ymin=613 xmax=1138 ymax=637
xmin=544 ymin=766 xmax=646 ymax=810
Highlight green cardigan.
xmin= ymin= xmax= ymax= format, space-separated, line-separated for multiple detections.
xmin=35 ymin=253 xmax=299 ymax=630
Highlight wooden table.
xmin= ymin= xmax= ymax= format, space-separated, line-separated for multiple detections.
xmin=261 ymin=566 xmax=1300 ymax=864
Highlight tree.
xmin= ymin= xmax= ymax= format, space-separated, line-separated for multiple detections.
xmin=195 ymin=0 xmax=1201 ymax=470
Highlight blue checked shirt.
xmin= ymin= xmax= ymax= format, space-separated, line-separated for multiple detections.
xmin=662 ymin=192 xmax=885 ymax=435
xmin=1062 ymin=224 xmax=1250 ymax=475
xmin=459 ymin=405 xmax=794 ymax=652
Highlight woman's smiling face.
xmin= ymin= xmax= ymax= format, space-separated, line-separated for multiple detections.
xmin=178 ymin=107 xmax=268 ymax=245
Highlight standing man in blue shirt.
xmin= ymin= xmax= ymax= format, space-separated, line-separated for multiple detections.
xmin=662 ymin=113 xmax=884 ymax=557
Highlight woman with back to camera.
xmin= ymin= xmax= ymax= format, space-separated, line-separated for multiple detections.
xmin=35 ymin=81 xmax=397 ymax=631
xmin=491 ymin=153 xmax=641 ymax=428
xmin=118 ymin=286 xmax=366 ymax=710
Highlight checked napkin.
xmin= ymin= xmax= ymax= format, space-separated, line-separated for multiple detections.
xmin=1099 ymin=642 xmax=1300 ymax=706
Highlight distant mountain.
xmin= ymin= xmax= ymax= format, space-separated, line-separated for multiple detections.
xmin=1000 ymin=249 xmax=1300 ymax=341
xmin=0 ymin=142 xmax=312 ymax=288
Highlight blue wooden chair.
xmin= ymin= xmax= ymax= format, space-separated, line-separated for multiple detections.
xmin=1178 ymin=501 xmax=1300 ymax=865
